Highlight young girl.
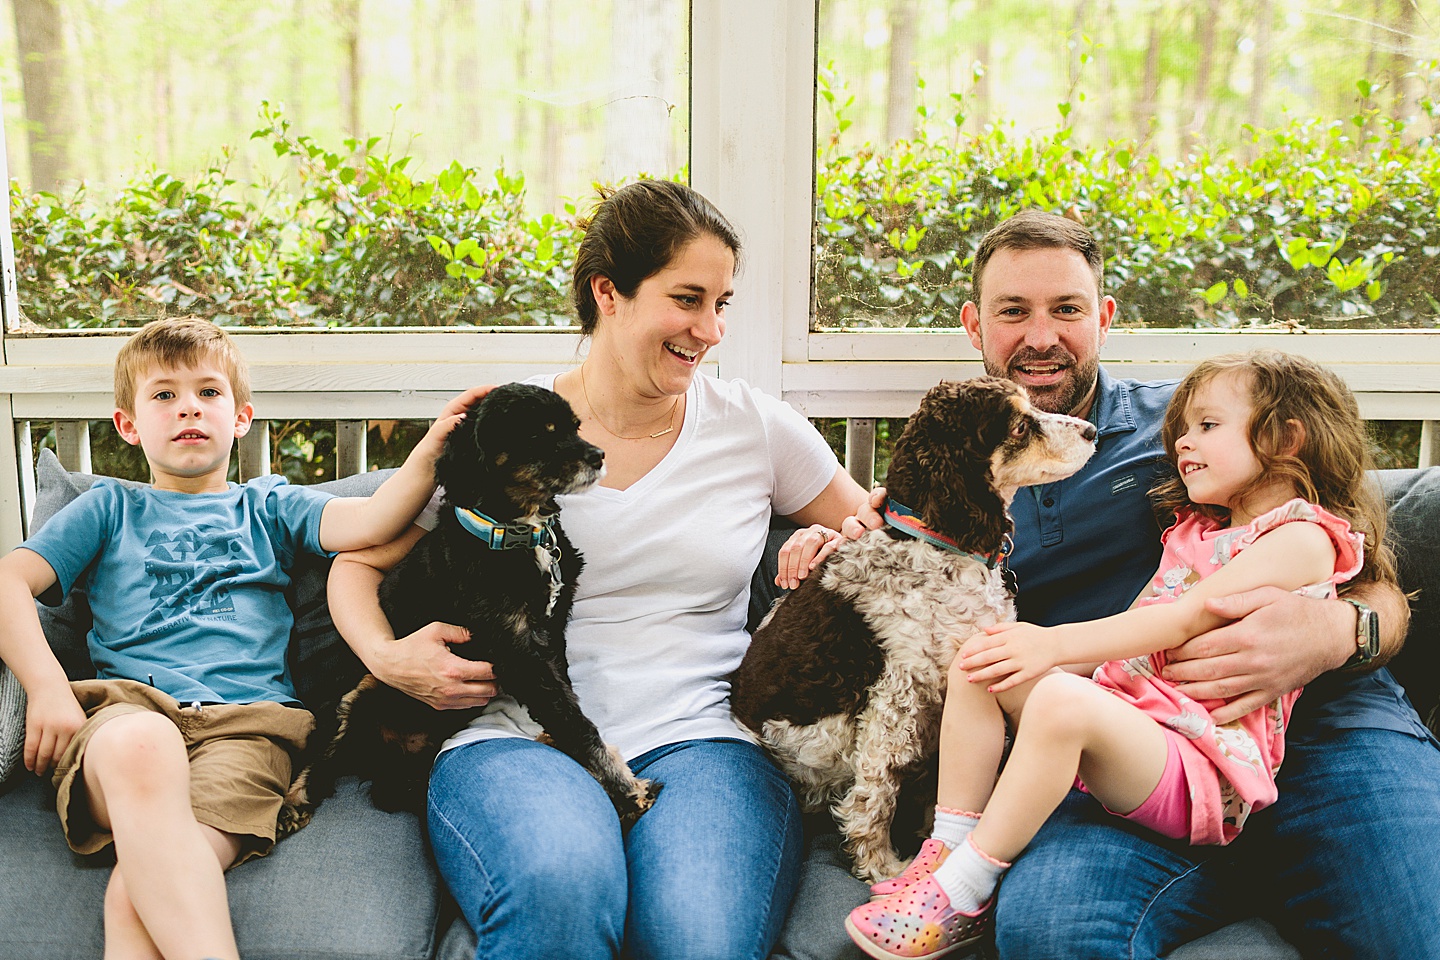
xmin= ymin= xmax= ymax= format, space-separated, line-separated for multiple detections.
xmin=845 ymin=350 xmax=1398 ymax=960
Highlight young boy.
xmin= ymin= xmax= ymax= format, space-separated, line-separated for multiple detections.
xmin=0 ymin=318 xmax=484 ymax=960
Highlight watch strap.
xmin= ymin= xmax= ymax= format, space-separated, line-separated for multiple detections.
xmin=1340 ymin=597 xmax=1379 ymax=669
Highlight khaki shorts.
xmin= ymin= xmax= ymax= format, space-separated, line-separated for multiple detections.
xmin=52 ymin=678 xmax=314 ymax=865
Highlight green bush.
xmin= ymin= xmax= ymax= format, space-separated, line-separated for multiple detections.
xmin=814 ymin=68 xmax=1440 ymax=330
xmin=10 ymin=79 xmax=1440 ymax=332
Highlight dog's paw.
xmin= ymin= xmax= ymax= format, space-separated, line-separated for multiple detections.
xmin=276 ymin=800 xmax=314 ymax=840
xmin=613 ymin=777 xmax=664 ymax=827
xmin=850 ymin=845 xmax=906 ymax=884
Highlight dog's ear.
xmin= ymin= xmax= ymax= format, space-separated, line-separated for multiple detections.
xmin=434 ymin=398 xmax=490 ymax=505
xmin=884 ymin=379 xmax=1012 ymax=549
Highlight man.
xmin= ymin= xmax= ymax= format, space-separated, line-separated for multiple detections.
xmin=834 ymin=210 xmax=1440 ymax=958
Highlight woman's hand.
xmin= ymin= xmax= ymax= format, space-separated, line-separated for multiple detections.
xmin=959 ymin=622 xmax=1064 ymax=693
xmin=369 ymin=621 xmax=501 ymax=710
xmin=775 ymin=524 xmax=844 ymax=590
xmin=25 ymin=686 xmax=86 ymax=777
xmin=788 ymin=486 xmax=887 ymax=582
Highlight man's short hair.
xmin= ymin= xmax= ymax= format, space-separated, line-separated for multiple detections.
xmin=971 ymin=210 xmax=1105 ymax=304
xmin=114 ymin=318 xmax=251 ymax=412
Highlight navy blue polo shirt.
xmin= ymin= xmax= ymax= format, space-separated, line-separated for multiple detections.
xmin=1009 ymin=367 xmax=1176 ymax=628
xmin=1007 ymin=366 xmax=1432 ymax=743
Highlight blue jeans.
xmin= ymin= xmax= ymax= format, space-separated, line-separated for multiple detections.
xmin=428 ymin=736 xmax=802 ymax=960
xmin=993 ymin=726 xmax=1440 ymax=959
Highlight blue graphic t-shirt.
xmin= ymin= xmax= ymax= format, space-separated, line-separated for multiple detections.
xmin=22 ymin=476 xmax=332 ymax=704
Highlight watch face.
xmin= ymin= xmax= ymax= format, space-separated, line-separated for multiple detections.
xmin=1361 ymin=609 xmax=1380 ymax=656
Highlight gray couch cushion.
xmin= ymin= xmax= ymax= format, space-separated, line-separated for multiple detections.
xmin=1379 ymin=468 xmax=1440 ymax=731
xmin=0 ymin=774 xmax=441 ymax=960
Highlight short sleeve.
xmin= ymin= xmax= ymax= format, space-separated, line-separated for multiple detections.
xmin=1241 ymin=498 xmax=1364 ymax=586
xmin=751 ymin=385 xmax=841 ymax=516
xmin=18 ymin=482 xmax=115 ymax=599
xmin=260 ymin=479 xmax=335 ymax=562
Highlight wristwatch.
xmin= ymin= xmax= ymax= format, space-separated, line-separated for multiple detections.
xmin=1341 ymin=598 xmax=1380 ymax=669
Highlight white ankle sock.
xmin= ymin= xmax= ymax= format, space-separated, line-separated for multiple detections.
xmin=931 ymin=836 xmax=1009 ymax=913
xmin=931 ymin=806 xmax=981 ymax=850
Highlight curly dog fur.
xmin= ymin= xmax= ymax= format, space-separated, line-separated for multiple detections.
xmin=281 ymin=383 xmax=660 ymax=834
xmin=732 ymin=377 xmax=1095 ymax=881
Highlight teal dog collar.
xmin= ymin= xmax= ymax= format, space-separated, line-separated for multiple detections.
xmin=455 ymin=507 xmax=556 ymax=551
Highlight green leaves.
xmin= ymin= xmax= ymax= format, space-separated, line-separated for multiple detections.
xmin=815 ymin=82 xmax=1440 ymax=331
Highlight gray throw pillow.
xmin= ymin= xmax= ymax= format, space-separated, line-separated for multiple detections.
xmin=0 ymin=449 xmax=396 ymax=783
xmin=1379 ymin=467 xmax=1440 ymax=733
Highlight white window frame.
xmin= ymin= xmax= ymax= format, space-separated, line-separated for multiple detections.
xmin=2 ymin=0 xmax=1438 ymax=552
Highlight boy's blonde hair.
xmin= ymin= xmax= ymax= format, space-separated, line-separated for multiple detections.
xmin=1151 ymin=350 xmax=1397 ymax=588
xmin=114 ymin=318 xmax=251 ymax=412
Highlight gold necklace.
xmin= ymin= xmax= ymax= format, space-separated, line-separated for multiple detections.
xmin=579 ymin=363 xmax=680 ymax=440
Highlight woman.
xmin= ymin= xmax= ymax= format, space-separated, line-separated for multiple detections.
xmin=328 ymin=180 xmax=868 ymax=960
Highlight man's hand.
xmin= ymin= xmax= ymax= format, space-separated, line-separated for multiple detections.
xmin=775 ymin=524 xmax=844 ymax=590
xmin=369 ymin=622 xmax=500 ymax=710
xmin=1161 ymin=587 xmax=1353 ymax=724
xmin=839 ymin=486 xmax=887 ymax=541
xmin=25 ymin=687 xmax=86 ymax=777
xmin=959 ymin=621 xmax=1063 ymax=692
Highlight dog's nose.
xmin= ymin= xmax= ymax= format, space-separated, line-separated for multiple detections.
xmin=1081 ymin=422 xmax=1097 ymax=442
xmin=586 ymin=447 xmax=605 ymax=469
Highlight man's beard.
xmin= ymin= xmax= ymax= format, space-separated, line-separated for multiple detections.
xmin=982 ymin=347 xmax=1100 ymax=417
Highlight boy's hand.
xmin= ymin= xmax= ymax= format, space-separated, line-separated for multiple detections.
xmin=412 ymin=385 xmax=495 ymax=464
xmin=959 ymin=622 xmax=1062 ymax=692
xmin=25 ymin=687 xmax=86 ymax=777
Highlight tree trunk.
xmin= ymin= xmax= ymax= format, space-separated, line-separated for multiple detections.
xmin=288 ymin=0 xmax=307 ymax=129
xmin=884 ymin=0 xmax=919 ymax=144
xmin=1390 ymin=0 xmax=1421 ymax=130
xmin=603 ymin=0 xmax=677 ymax=181
xmin=1247 ymin=0 xmax=1272 ymax=144
xmin=1134 ymin=13 xmax=1162 ymax=142
xmin=335 ymin=0 xmax=363 ymax=138
xmin=11 ymin=0 xmax=71 ymax=189
xmin=1186 ymin=0 xmax=1221 ymax=144
xmin=452 ymin=0 xmax=482 ymax=157
xmin=150 ymin=0 xmax=172 ymax=170
xmin=1068 ymin=0 xmax=1091 ymax=92
xmin=971 ymin=39 xmax=991 ymax=128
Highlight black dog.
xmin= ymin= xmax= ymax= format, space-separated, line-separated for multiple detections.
xmin=282 ymin=383 xmax=661 ymax=833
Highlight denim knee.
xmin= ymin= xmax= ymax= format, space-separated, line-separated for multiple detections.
xmin=993 ymin=790 xmax=1230 ymax=960
xmin=427 ymin=739 xmax=627 ymax=960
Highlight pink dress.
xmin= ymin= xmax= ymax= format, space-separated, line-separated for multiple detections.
xmin=1088 ymin=499 xmax=1363 ymax=845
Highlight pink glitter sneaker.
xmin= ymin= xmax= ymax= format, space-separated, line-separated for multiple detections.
xmin=845 ymin=874 xmax=991 ymax=959
xmin=869 ymin=838 xmax=950 ymax=899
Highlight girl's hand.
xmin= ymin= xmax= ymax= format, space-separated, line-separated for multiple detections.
xmin=775 ymin=524 xmax=844 ymax=590
xmin=25 ymin=688 xmax=86 ymax=777
xmin=959 ymin=622 xmax=1063 ymax=692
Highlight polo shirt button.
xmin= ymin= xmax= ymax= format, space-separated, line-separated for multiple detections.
xmin=1043 ymin=497 xmax=1055 ymax=507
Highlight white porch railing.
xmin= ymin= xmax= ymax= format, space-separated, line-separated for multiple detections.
xmin=3 ymin=326 xmax=1438 ymax=551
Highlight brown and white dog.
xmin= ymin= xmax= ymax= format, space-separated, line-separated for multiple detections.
xmin=731 ymin=376 xmax=1095 ymax=882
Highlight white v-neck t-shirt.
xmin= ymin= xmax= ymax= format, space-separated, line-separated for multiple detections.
xmin=435 ymin=373 xmax=839 ymax=761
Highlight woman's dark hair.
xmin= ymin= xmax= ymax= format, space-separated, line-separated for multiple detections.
xmin=571 ymin=180 xmax=742 ymax=335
